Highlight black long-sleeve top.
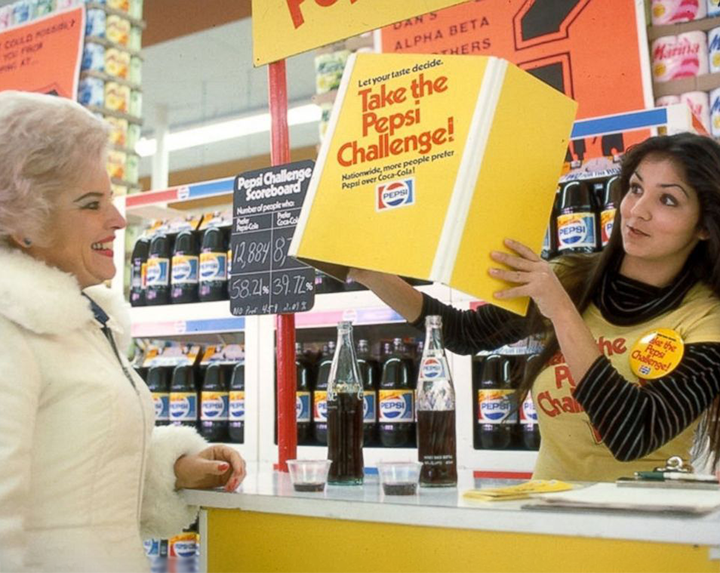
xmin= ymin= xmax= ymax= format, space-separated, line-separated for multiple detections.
xmin=411 ymin=265 xmax=720 ymax=462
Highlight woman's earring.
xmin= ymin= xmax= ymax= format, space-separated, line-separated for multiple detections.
xmin=23 ymin=238 xmax=32 ymax=247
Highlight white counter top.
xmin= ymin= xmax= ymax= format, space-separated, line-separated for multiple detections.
xmin=182 ymin=468 xmax=720 ymax=547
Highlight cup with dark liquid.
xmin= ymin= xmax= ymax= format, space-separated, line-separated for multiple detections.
xmin=377 ymin=461 xmax=422 ymax=496
xmin=287 ymin=460 xmax=332 ymax=492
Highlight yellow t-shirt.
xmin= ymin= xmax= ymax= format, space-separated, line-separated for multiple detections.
xmin=532 ymin=282 xmax=720 ymax=482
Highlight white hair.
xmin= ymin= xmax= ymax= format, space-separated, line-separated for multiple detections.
xmin=0 ymin=91 xmax=109 ymax=246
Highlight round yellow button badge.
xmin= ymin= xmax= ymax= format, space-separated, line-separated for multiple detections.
xmin=629 ymin=328 xmax=684 ymax=379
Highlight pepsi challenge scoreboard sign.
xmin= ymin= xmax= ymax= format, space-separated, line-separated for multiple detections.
xmin=230 ymin=161 xmax=316 ymax=316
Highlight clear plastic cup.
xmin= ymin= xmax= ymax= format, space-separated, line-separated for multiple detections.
xmin=286 ymin=459 xmax=332 ymax=492
xmin=377 ymin=461 xmax=422 ymax=495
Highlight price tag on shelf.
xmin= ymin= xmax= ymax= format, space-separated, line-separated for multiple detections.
xmin=230 ymin=160 xmax=316 ymax=316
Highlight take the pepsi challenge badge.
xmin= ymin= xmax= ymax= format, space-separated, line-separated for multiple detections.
xmin=296 ymin=391 xmax=311 ymax=423
xmin=630 ymin=328 xmax=684 ymax=379
xmin=379 ymin=390 xmax=415 ymax=423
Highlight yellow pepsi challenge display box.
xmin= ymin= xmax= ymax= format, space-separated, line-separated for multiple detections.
xmin=289 ymin=53 xmax=577 ymax=315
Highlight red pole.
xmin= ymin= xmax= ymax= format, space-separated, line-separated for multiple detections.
xmin=268 ymin=59 xmax=297 ymax=472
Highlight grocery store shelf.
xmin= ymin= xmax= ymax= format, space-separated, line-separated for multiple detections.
xmin=130 ymin=300 xmax=242 ymax=337
xmin=647 ymin=14 xmax=720 ymax=40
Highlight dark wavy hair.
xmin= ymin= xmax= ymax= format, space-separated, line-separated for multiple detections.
xmin=517 ymin=132 xmax=720 ymax=467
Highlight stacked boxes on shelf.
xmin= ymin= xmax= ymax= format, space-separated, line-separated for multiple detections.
xmin=78 ymin=0 xmax=144 ymax=196
xmin=649 ymin=0 xmax=720 ymax=136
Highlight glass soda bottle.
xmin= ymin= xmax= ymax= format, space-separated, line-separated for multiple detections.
xmin=130 ymin=236 xmax=149 ymax=307
xmin=520 ymin=354 xmax=541 ymax=450
xmin=169 ymin=364 xmax=198 ymax=428
xmin=416 ymin=316 xmax=457 ymax=487
xmin=599 ymin=175 xmax=619 ymax=249
xmin=199 ymin=363 xmax=229 ymax=442
xmin=326 ymin=321 xmax=364 ymax=485
xmin=146 ymin=233 xmax=172 ymax=305
xmin=295 ymin=342 xmax=313 ymax=445
xmin=378 ymin=338 xmax=416 ymax=447
xmin=171 ymin=229 xmax=200 ymax=304
xmin=356 ymin=339 xmax=379 ymax=446
xmin=556 ymin=180 xmax=598 ymax=255
xmin=199 ymin=226 xmax=228 ymax=302
xmin=313 ymin=341 xmax=335 ymax=446
xmin=228 ymin=362 xmax=245 ymax=443
xmin=146 ymin=365 xmax=170 ymax=426
xmin=477 ymin=354 xmax=515 ymax=449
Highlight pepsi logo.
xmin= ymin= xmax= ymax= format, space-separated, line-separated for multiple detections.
xmin=316 ymin=400 xmax=328 ymax=420
xmin=421 ymin=357 xmax=444 ymax=379
xmin=153 ymin=396 xmax=166 ymax=418
xmin=172 ymin=259 xmax=196 ymax=282
xmin=521 ymin=399 xmax=537 ymax=422
xmin=229 ymin=399 xmax=245 ymax=419
xmin=170 ymin=396 xmax=194 ymax=419
xmin=380 ymin=396 xmax=408 ymax=420
xmin=480 ymin=399 xmax=511 ymax=422
xmin=200 ymin=257 xmax=221 ymax=279
xmin=296 ymin=397 xmax=303 ymax=418
xmin=201 ymin=397 xmax=226 ymax=419
xmin=377 ymin=178 xmax=415 ymax=212
xmin=173 ymin=540 xmax=196 ymax=559
xmin=558 ymin=216 xmax=593 ymax=246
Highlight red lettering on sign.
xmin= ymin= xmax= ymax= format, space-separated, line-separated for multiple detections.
xmin=286 ymin=0 xmax=360 ymax=29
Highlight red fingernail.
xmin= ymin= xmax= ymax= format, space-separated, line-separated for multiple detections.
xmin=219 ymin=463 xmax=230 ymax=471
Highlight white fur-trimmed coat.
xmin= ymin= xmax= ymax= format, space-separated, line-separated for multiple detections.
xmin=0 ymin=247 xmax=207 ymax=572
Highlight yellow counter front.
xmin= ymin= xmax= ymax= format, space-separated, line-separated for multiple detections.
xmin=182 ymin=469 xmax=720 ymax=573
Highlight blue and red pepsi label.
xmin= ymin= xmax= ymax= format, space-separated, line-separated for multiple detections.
xmin=229 ymin=391 xmax=245 ymax=421
xmin=520 ymin=393 xmax=538 ymax=425
xmin=379 ymin=390 xmax=415 ymax=423
xmin=376 ymin=178 xmax=415 ymax=212
xmin=296 ymin=391 xmax=311 ymax=423
xmin=170 ymin=392 xmax=197 ymax=422
xmin=201 ymin=391 xmax=229 ymax=421
xmin=557 ymin=212 xmax=596 ymax=250
xmin=152 ymin=392 xmax=169 ymax=422
xmin=314 ymin=391 xmax=328 ymax=422
xmin=477 ymin=390 xmax=516 ymax=424
xmin=363 ymin=391 xmax=376 ymax=423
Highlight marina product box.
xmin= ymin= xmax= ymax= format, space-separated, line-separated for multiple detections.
xmin=289 ymin=53 xmax=577 ymax=315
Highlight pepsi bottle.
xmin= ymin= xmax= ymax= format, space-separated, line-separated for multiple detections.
xmin=228 ymin=362 xmax=245 ymax=443
xmin=416 ymin=316 xmax=457 ymax=487
xmin=520 ymin=354 xmax=541 ymax=451
xmin=146 ymin=233 xmax=172 ymax=305
xmin=313 ymin=340 xmax=335 ymax=446
xmin=169 ymin=365 xmax=198 ymax=428
xmin=476 ymin=354 xmax=515 ymax=449
xmin=541 ymin=188 xmax=560 ymax=260
xmin=171 ymin=230 xmax=199 ymax=304
xmin=356 ymin=339 xmax=379 ymax=446
xmin=556 ymin=180 xmax=598 ymax=255
xmin=378 ymin=338 xmax=416 ymax=448
xmin=147 ymin=365 xmax=170 ymax=426
xmin=296 ymin=342 xmax=313 ymax=445
xmin=199 ymin=227 xmax=228 ymax=302
xmin=199 ymin=363 xmax=229 ymax=442
xmin=130 ymin=237 xmax=149 ymax=306
xmin=599 ymin=175 xmax=619 ymax=249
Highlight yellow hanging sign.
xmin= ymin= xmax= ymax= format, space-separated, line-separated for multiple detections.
xmin=629 ymin=328 xmax=685 ymax=380
xmin=252 ymin=0 xmax=472 ymax=66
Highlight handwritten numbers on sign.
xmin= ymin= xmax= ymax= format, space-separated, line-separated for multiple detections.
xmin=230 ymin=161 xmax=316 ymax=316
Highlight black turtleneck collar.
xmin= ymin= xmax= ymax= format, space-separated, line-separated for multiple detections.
xmin=592 ymin=254 xmax=698 ymax=326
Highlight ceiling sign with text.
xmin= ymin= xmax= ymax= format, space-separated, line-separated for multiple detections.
xmin=252 ymin=0 xmax=472 ymax=66
xmin=0 ymin=7 xmax=85 ymax=98
xmin=380 ymin=0 xmax=653 ymax=162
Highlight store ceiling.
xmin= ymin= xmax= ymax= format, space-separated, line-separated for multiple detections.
xmin=137 ymin=17 xmax=319 ymax=179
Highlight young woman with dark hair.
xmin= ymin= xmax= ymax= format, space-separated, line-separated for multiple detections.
xmin=350 ymin=132 xmax=720 ymax=481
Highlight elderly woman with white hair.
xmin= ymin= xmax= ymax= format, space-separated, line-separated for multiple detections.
xmin=0 ymin=91 xmax=246 ymax=572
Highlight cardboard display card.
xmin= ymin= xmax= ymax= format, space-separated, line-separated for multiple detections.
xmin=289 ymin=53 xmax=577 ymax=315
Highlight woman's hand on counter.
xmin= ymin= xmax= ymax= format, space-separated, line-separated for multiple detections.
xmin=174 ymin=444 xmax=247 ymax=493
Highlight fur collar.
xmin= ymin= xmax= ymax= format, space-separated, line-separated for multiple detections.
xmin=0 ymin=246 xmax=131 ymax=348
